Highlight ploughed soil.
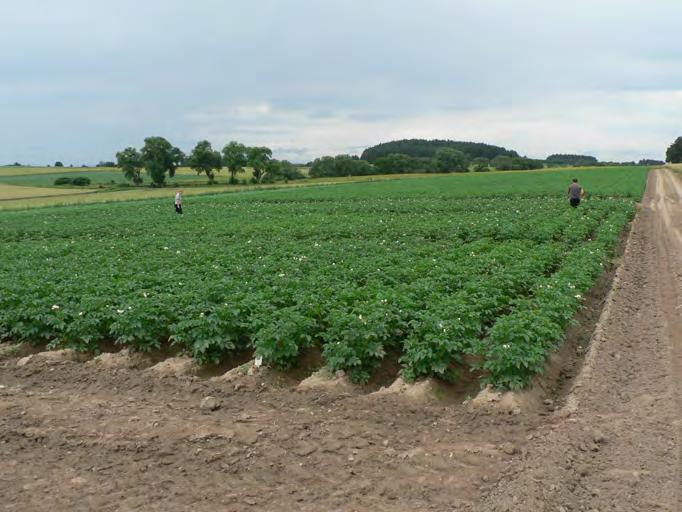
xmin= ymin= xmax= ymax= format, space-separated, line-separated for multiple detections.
xmin=0 ymin=169 xmax=680 ymax=511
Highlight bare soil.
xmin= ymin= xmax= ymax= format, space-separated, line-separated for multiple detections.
xmin=1 ymin=169 xmax=680 ymax=511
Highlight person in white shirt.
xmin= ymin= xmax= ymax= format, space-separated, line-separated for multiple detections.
xmin=175 ymin=190 xmax=183 ymax=214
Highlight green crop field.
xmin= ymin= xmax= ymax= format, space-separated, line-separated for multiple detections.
xmin=0 ymin=170 xmax=208 ymax=188
xmin=0 ymin=166 xmax=247 ymax=188
xmin=0 ymin=166 xmax=648 ymax=389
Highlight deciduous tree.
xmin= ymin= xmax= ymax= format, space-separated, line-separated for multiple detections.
xmin=140 ymin=137 xmax=185 ymax=187
xmin=188 ymin=140 xmax=222 ymax=183
xmin=247 ymin=146 xmax=272 ymax=183
xmin=222 ymin=141 xmax=248 ymax=184
xmin=666 ymin=137 xmax=682 ymax=163
xmin=434 ymin=148 xmax=468 ymax=172
xmin=116 ymin=147 xmax=144 ymax=185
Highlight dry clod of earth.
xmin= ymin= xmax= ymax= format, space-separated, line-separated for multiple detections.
xmin=145 ymin=356 xmax=197 ymax=377
xmin=468 ymin=384 xmax=541 ymax=415
xmin=86 ymin=349 xmax=154 ymax=369
xmin=0 ymin=342 xmax=32 ymax=360
xmin=297 ymin=368 xmax=356 ymax=393
xmin=372 ymin=376 xmax=443 ymax=402
xmin=16 ymin=349 xmax=87 ymax=367
xmin=209 ymin=361 xmax=254 ymax=383
xmin=199 ymin=396 xmax=221 ymax=412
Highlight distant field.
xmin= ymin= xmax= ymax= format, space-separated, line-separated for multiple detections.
xmin=0 ymin=183 xmax=93 ymax=201
xmin=0 ymin=165 xmax=648 ymax=210
xmin=0 ymin=166 xmax=264 ymax=185
xmin=0 ymin=171 xmax=209 ymax=188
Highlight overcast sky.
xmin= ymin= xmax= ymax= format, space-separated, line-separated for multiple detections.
xmin=1 ymin=0 xmax=681 ymax=164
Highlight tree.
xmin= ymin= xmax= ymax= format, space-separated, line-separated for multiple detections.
xmin=666 ymin=137 xmax=682 ymax=163
xmin=434 ymin=148 xmax=468 ymax=172
xmin=222 ymin=141 xmax=248 ymax=184
xmin=546 ymin=154 xmax=599 ymax=166
xmin=309 ymin=155 xmax=374 ymax=177
xmin=187 ymin=140 xmax=222 ymax=183
xmin=471 ymin=157 xmax=490 ymax=172
xmin=267 ymin=160 xmax=304 ymax=181
xmin=491 ymin=155 xmax=543 ymax=171
xmin=247 ymin=146 xmax=272 ymax=183
xmin=54 ymin=161 xmax=64 ymax=167
xmin=140 ymin=136 xmax=185 ymax=187
xmin=116 ymin=147 xmax=144 ymax=185
xmin=308 ymin=156 xmax=336 ymax=177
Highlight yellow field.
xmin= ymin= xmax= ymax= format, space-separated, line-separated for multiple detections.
xmin=0 ymin=183 xmax=93 ymax=201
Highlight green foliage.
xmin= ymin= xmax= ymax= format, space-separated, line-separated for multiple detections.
xmin=187 ymin=140 xmax=223 ymax=183
xmin=471 ymin=157 xmax=490 ymax=172
xmin=262 ymin=160 xmax=305 ymax=183
xmin=491 ymin=155 xmax=544 ymax=171
xmin=0 ymin=166 xmax=646 ymax=389
xmin=309 ymin=155 xmax=373 ymax=177
xmin=638 ymin=159 xmax=664 ymax=166
xmin=222 ymin=141 xmax=248 ymax=183
xmin=247 ymin=146 xmax=272 ymax=183
xmin=53 ymin=176 xmax=91 ymax=186
xmin=140 ymin=136 xmax=185 ymax=187
xmin=666 ymin=137 xmax=682 ymax=163
xmin=70 ymin=177 xmax=91 ymax=186
xmin=361 ymin=139 xmax=518 ymax=162
xmin=54 ymin=161 xmax=64 ymax=167
xmin=373 ymin=153 xmax=436 ymax=174
xmin=116 ymin=147 xmax=144 ymax=185
xmin=546 ymin=154 xmax=599 ymax=166
xmin=434 ymin=148 xmax=469 ymax=172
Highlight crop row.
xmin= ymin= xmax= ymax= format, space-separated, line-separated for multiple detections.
xmin=0 ymin=192 xmax=635 ymax=388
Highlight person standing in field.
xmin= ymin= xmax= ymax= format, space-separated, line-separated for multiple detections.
xmin=175 ymin=190 xmax=183 ymax=214
xmin=567 ymin=178 xmax=585 ymax=207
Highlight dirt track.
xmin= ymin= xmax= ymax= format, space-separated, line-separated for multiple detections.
xmin=1 ymin=169 xmax=680 ymax=511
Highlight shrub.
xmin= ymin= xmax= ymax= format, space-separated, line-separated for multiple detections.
xmin=70 ymin=177 xmax=91 ymax=186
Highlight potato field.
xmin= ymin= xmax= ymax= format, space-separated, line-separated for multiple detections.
xmin=0 ymin=166 xmax=647 ymax=389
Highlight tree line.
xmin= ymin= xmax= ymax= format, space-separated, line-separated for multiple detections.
xmin=309 ymin=149 xmax=543 ymax=177
xmin=115 ymin=137 xmax=304 ymax=187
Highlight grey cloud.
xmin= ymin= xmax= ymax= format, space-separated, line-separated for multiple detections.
xmin=1 ymin=0 xmax=681 ymax=163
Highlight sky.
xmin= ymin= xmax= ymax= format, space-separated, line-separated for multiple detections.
xmin=1 ymin=0 xmax=681 ymax=165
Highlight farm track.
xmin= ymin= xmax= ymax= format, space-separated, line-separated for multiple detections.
xmin=0 ymin=169 xmax=679 ymax=511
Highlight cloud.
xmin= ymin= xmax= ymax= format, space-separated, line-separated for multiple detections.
xmin=180 ymin=90 xmax=680 ymax=162
xmin=1 ymin=0 xmax=681 ymax=163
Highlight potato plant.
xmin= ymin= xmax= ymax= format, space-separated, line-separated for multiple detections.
xmin=0 ymin=171 xmax=640 ymax=388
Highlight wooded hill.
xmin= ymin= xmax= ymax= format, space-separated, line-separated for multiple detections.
xmin=360 ymin=139 xmax=519 ymax=162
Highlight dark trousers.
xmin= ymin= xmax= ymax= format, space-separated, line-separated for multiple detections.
xmin=175 ymin=204 xmax=183 ymax=214
xmin=569 ymin=198 xmax=580 ymax=207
